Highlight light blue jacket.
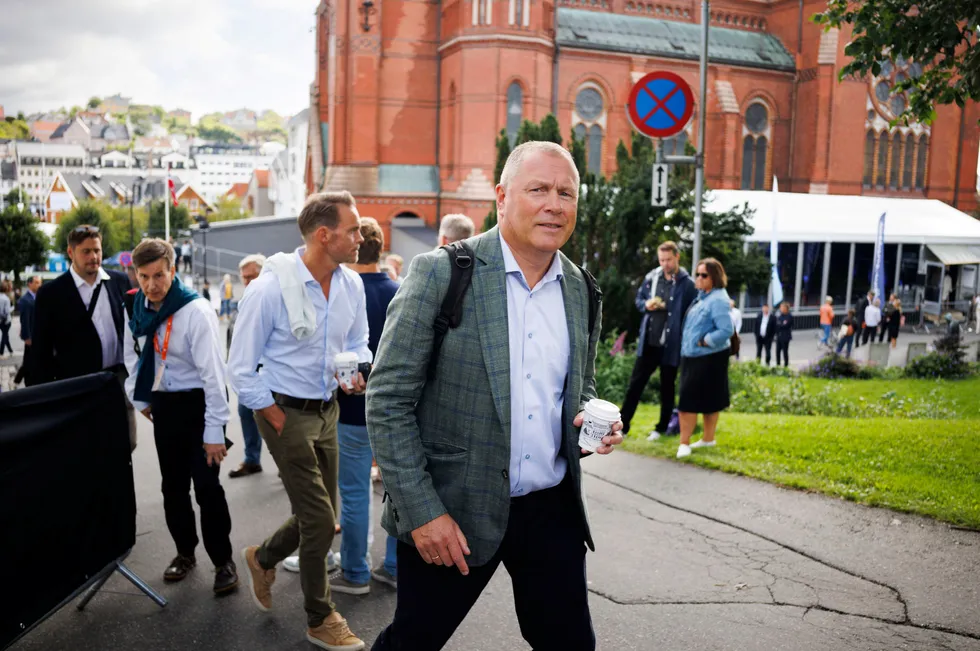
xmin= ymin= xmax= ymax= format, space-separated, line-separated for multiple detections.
xmin=681 ymin=288 xmax=734 ymax=358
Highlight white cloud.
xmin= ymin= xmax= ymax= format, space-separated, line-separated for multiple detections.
xmin=0 ymin=0 xmax=315 ymax=119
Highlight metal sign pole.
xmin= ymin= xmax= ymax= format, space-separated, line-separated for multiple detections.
xmin=692 ymin=0 xmax=709 ymax=269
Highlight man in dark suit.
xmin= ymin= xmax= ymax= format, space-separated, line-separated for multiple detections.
xmin=13 ymin=275 xmax=42 ymax=385
xmin=754 ymin=303 xmax=776 ymax=365
xmin=367 ymin=141 xmax=624 ymax=651
xmin=28 ymin=225 xmax=137 ymax=448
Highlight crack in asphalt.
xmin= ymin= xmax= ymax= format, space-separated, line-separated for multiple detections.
xmin=584 ymin=471 xmax=980 ymax=642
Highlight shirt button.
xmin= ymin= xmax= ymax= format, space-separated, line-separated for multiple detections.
xmin=528 ymin=414 xmax=533 ymax=420
xmin=526 ymin=373 xmax=531 ymax=379
xmin=528 ymin=333 xmax=533 ymax=339
xmin=525 ymin=454 xmax=530 ymax=459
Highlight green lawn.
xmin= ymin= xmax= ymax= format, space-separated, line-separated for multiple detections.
xmin=624 ymin=397 xmax=980 ymax=529
xmin=752 ymin=375 xmax=980 ymax=419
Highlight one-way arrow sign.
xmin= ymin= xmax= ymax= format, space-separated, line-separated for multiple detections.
xmin=651 ymin=163 xmax=670 ymax=207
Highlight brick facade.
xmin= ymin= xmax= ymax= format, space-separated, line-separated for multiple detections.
xmin=307 ymin=0 xmax=980 ymax=243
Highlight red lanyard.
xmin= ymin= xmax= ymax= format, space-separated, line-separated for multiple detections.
xmin=153 ymin=316 xmax=175 ymax=361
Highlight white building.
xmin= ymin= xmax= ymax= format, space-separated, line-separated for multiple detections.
xmin=15 ymin=142 xmax=88 ymax=218
xmin=707 ymin=190 xmax=980 ymax=322
xmin=270 ymin=109 xmax=308 ymax=217
xmin=191 ymin=143 xmax=273 ymax=202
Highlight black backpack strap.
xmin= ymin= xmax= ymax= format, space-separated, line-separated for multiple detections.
xmin=576 ymin=264 xmax=602 ymax=337
xmin=428 ymin=241 xmax=475 ymax=380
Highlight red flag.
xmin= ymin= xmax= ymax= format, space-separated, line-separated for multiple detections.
xmin=168 ymin=178 xmax=178 ymax=208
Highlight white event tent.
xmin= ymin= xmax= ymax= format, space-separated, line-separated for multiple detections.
xmin=705 ymin=190 xmax=980 ymax=319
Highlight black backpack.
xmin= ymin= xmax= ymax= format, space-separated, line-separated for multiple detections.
xmin=428 ymin=241 xmax=602 ymax=379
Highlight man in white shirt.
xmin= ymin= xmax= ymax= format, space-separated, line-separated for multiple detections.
xmin=124 ymin=238 xmax=238 ymax=595
xmin=230 ymin=191 xmax=371 ymax=650
xmin=863 ymin=298 xmax=882 ymax=346
xmin=754 ymin=303 xmax=775 ymax=365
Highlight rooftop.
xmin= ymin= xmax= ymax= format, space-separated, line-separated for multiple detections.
xmin=556 ymin=8 xmax=795 ymax=72
xmin=705 ymin=190 xmax=980 ymax=245
xmin=16 ymin=142 xmax=88 ymax=159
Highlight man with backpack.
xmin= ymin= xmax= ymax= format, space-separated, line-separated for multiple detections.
xmin=367 ymin=141 xmax=623 ymax=650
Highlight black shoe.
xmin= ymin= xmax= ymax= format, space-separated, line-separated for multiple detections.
xmin=213 ymin=560 xmax=239 ymax=594
xmin=164 ymin=554 xmax=196 ymax=582
xmin=229 ymin=463 xmax=263 ymax=478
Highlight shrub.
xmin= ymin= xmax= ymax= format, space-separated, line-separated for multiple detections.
xmin=905 ymin=329 xmax=973 ymax=379
xmin=730 ymin=377 xmax=956 ymax=419
xmin=805 ymin=353 xmax=864 ymax=379
xmin=593 ymin=331 xmax=658 ymax=407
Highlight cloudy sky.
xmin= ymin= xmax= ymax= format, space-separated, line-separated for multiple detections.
xmin=0 ymin=0 xmax=316 ymax=119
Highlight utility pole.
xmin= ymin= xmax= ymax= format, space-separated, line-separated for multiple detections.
xmin=692 ymin=0 xmax=709 ymax=268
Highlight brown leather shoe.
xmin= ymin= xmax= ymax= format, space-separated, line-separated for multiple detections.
xmin=229 ymin=463 xmax=263 ymax=478
xmin=163 ymin=554 xmax=196 ymax=582
xmin=241 ymin=546 xmax=275 ymax=612
xmin=306 ymin=612 xmax=365 ymax=650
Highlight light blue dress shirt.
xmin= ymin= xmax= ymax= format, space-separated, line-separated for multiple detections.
xmin=499 ymin=234 xmax=570 ymax=497
xmin=124 ymin=297 xmax=231 ymax=444
xmin=228 ymin=247 xmax=372 ymax=410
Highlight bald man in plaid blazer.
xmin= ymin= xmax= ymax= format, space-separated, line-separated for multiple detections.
xmin=367 ymin=141 xmax=623 ymax=651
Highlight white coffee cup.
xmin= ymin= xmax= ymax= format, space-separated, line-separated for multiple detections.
xmin=578 ymin=398 xmax=621 ymax=452
xmin=334 ymin=352 xmax=359 ymax=390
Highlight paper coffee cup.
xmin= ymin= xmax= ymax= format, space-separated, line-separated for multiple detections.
xmin=334 ymin=352 xmax=359 ymax=390
xmin=578 ymin=398 xmax=621 ymax=452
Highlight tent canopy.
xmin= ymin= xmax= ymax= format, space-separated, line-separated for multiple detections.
xmin=706 ymin=190 xmax=980 ymax=245
xmin=927 ymin=244 xmax=980 ymax=266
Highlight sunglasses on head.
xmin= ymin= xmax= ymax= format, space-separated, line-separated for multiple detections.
xmin=72 ymin=226 xmax=100 ymax=235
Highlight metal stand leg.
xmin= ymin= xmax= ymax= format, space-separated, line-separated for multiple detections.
xmin=116 ymin=562 xmax=168 ymax=607
xmin=76 ymin=555 xmax=168 ymax=611
xmin=76 ymin=568 xmax=114 ymax=611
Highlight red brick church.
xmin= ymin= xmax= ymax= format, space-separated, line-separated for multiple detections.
xmin=305 ymin=0 xmax=980 ymax=237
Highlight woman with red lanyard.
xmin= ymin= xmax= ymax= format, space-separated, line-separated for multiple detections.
xmin=124 ymin=238 xmax=239 ymax=595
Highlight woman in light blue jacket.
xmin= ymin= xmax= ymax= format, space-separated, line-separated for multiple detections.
xmin=676 ymin=258 xmax=734 ymax=459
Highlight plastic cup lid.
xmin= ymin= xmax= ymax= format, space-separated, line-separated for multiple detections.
xmin=585 ymin=398 xmax=620 ymax=421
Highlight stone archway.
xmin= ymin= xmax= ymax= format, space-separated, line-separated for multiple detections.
xmin=389 ymin=211 xmax=437 ymax=269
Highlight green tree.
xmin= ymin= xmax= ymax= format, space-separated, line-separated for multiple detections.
xmin=569 ymin=128 xmax=587 ymax=182
xmin=87 ymin=96 xmax=102 ymax=109
xmin=566 ymin=133 xmax=769 ymax=338
xmin=483 ymin=129 xmax=511 ymax=231
xmin=209 ymin=195 xmax=252 ymax=222
xmin=147 ymin=201 xmax=190 ymax=238
xmin=4 ymin=187 xmax=30 ymax=206
xmin=814 ymin=1 xmax=980 ymax=124
xmin=0 ymin=204 xmax=49 ymax=284
xmin=0 ymin=119 xmax=30 ymax=140
xmin=55 ymin=202 xmax=119 ymax=257
xmin=69 ymin=105 xmax=82 ymax=119
xmin=109 ymin=205 xmax=149 ymax=251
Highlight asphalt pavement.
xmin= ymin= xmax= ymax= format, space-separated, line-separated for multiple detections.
xmin=10 ymin=390 xmax=980 ymax=651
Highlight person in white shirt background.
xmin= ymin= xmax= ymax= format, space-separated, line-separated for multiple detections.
xmin=754 ymin=303 xmax=775 ymax=365
xmin=124 ymin=238 xmax=239 ymax=595
xmin=862 ymin=298 xmax=882 ymax=346
xmin=729 ymin=299 xmax=742 ymax=360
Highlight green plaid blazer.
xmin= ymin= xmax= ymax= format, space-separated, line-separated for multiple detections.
xmin=366 ymin=227 xmax=601 ymax=566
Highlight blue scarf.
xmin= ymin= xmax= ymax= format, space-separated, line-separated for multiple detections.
xmin=129 ymin=276 xmax=199 ymax=402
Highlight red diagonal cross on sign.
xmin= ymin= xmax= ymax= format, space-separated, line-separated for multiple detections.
xmin=639 ymin=83 xmax=681 ymax=124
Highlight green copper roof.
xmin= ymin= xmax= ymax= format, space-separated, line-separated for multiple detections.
xmin=378 ymin=165 xmax=440 ymax=194
xmin=556 ymin=8 xmax=795 ymax=72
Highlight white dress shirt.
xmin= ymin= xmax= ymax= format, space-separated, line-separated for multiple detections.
xmin=500 ymin=234 xmax=570 ymax=497
xmin=759 ymin=313 xmax=770 ymax=337
xmin=70 ymin=265 xmax=122 ymax=369
xmin=124 ymin=297 xmax=231 ymax=444
xmin=865 ymin=304 xmax=882 ymax=328
xmin=228 ymin=247 xmax=372 ymax=410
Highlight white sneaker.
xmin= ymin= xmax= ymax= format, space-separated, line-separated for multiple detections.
xmin=283 ymin=551 xmax=340 ymax=573
xmin=646 ymin=431 xmax=662 ymax=441
xmin=690 ymin=439 xmax=716 ymax=449
xmin=676 ymin=444 xmax=692 ymax=458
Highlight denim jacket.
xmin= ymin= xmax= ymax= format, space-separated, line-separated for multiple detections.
xmin=681 ymin=288 xmax=734 ymax=358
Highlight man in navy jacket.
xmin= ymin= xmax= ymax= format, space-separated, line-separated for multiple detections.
xmin=620 ymin=241 xmax=697 ymax=440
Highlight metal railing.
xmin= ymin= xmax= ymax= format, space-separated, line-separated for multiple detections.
xmin=190 ymin=245 xmax=254 ymax=280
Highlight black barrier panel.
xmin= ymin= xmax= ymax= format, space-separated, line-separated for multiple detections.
xmin=0 ymin=372 xmax=136 ymax=649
